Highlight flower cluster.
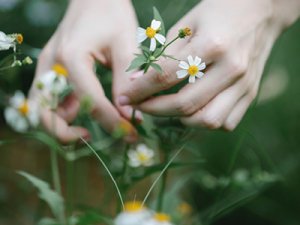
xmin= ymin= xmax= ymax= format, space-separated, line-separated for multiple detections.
xmin=128 ymin=8 xmax=205 ymax=84
xmin=114 ymin=201 xmax=174 ymax=225
xmin=4 ymin=63 xmax=69 ymax=132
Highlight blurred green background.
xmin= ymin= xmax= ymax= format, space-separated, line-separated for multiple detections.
xmin=0 ymin=0 xmax=300 ymax=224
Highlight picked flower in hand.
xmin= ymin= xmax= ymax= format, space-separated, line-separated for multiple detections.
xmin=137 ymin=19 xmax=166 ymax=52
xmin=176 ymin=55 xmax=206 ymax=83
xmin=4 ymin=91 xmax=39 ymax=132
xmin=36 ymin=64 xmax=68 ymax=95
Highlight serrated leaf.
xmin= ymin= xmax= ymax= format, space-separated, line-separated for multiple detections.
xmin=126 ymin=56 xmax=147 ymax=72
xmin=18 ymin=171 xmax=65 ymax=222
xmin=151 ymin=63 xmax=163 ymax=74
xmin=153 ymin=7 xmax=165 ymax=36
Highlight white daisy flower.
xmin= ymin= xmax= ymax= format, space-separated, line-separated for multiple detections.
xmin=144 ymin=213 xmax=174 ymax=225
xmin=4 ymin=91 xmax=39 ymax=132
xmin=114 ymin=201 xmax=152 ymax=225
xmin=35 ymin=64 xmax=68 ymax=97
xmin=176 ymin=55 xmax=206 ymax=83
xmin=128 ymin=144 xmax=155 ymax=168
xmin=0 ymin=31 xmax=23 ymax=51
xmin=0 ymin=31 xmax=15 ymax=51
xmin=137 ymin=19 xmax=166 ymax=52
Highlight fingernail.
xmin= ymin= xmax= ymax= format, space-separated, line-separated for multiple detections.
xmin=118 ymin=95 xmax=130 ymax=106
xmin=135 ymin=110 xmax=143 ymax=122
xmin=130 ymin=71 xmax=144 ymax=81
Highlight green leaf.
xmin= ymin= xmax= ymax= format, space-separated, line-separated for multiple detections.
xmin=18 ymin=171 xmax=65 ymax=222
xmin=162 ymin=54 xmax=179 ymax=61
xmin=135 ymin=124 xmax=149 ymax=137
xmin=151 ymin=63 xmax=163 ymax=74
xmin=126 ymin=56 xmax=147 ymax=72
xmin=153 ymin=7 xmax=165 ymax=36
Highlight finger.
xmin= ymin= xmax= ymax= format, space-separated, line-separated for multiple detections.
xmin=111 ymin=34 xmax=143 ymax=123
xmin=56 ymin=93 xmax=80 ymax=123
xmin=223 ymin=95 xmax=253 ymax=131
xmin=136 ymin=60 xmax=245 ymax=116
xmin=41 ymin=109 xmax=90 ymax=144
xmin=59 ymin=53 xmax=138 ymax=141
xmin=117 ymin=33 xmax=219 ymax=106
xmin=180 ymin=81 xmax=247 ymax=129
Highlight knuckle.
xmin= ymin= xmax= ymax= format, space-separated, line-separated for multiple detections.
xmin=206 ymin=36 xmax=227 ymax=55
xmin=227 ymin=58 xmax=247 ymax=80
xmin=248 ymin=88 xmax=258 ymax=101
xmin=175 ymin=98 xmax=198 ymax=116
xmin=224 ymin=122 xmax=237 ymax=131
xmin=201 ymin=114 xmax=222 ymax=129
xmin=56 ymin=45 xmax=74 ymax=64
xmin=153 ymin=69 xmax=174 ymax=89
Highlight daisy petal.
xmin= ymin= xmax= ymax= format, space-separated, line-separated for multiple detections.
xmin=155 ymin=34 xmax=166 ymax=45
xmin=151 ymin=19 xmax=161 ymax=30
xmin=179 ymin=61 xmax=189 ymax=69
xmin=176 ymin=70 xmax=188 ymax=79
xmin=194 ymin=56 xmax=202 ymax=66
xmin=189 ymin=76 xmax=196 ymax=83
xmin=196 ymin=72 xmax=204 ymax=78
xmin=187 ymin=55 xmax=194 ymax=65
xmin=137 ymin=28 xmax=147 ymax=43
xmin=198 ymin=62 xmax=206 ymax=70
xmin=150 ymin=38 xmax=156 ymax=51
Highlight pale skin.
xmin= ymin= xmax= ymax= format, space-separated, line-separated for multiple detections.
xmin=119 ymin=0 xmax=300 ymax=130
xmin=29 ymin=0 xmax=141 ymax=143
xmin=30 ymin=0 xmax=300 ymax=142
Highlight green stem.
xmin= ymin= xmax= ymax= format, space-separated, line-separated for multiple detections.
xmin=66 ymin=150 xmax=74 ymax=217
xmin=50 ymin=149 xmax=62 ymax=195
xmin=156 ymin=170 xmax=168 ymax=212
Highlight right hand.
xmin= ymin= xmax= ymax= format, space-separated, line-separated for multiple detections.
xmin=29 ymin=0 xmax=140 ymax=143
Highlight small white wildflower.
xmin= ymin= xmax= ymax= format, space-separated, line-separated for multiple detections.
xmin=128 ymin=144 xmax=155 ymax=168
xmin=144 ymin=213 xmax=174 ymax=225
xmin=114 ymin=201 xmax=152 ymax=225
xmin=0 ymin=31 xmax=15 ymax=51
xmin=176 ymin=55 xmax=206 ymax=83
xmin=4 ymin=91 xmax=39 ymax=132
xmin=137 ymin=19 xmax=166 ymax=51
xmin=36 ymin=64 xmax=68 ymax=97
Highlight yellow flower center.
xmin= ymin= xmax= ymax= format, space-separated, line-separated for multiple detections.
xmin=16 ymin=34 xmax=23 ymax=44
xmin=146 ymin=27 xmax=156 ymax=38
xmin=178 ymin=202 xmax=192 ymax=215
xmin=137 ymin=152 xmax=148 ymax=162
xmin=154 ymin=213 xmax=170 ymax=222
xmin=52 ymin=64 xmax=68 ymax=77
xmin=183 ymin=27 xmax=192 ymax=36
xmin=18 ymin=101 xmax=29 ymax=116
xmin=187 ymin=65 xmax=199 ymax=76
xmin=124 ymin=201 xmax=144 ymax=212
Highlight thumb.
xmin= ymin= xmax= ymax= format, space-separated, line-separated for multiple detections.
xmin=111 ymin=35 xmax=143 ymax=123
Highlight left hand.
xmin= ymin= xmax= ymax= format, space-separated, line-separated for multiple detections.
xmin=117 ymin=0 xmax=293 ymax=130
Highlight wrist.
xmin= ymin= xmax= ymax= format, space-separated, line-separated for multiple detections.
xmin=272 ymin=0 xmax=300 ymax=30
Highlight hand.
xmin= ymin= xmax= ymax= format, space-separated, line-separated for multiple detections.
xmin=29 ymin=0 xmax=140 ymax=143
xmin=118 ymin=0 xmax=298 ymax=130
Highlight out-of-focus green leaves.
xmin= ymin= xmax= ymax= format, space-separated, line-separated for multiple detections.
xmin=18 ymin=171 xmax=65 ymax=222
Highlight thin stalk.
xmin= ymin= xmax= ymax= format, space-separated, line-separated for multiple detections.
xmin=142 ymin=145 xmax=184 ymax=207
xmin=66 ymin=148 xmax=74 ymax=216
xmin=156 ymin=170 xmax=168 ymax=212
xmin=78 ymin=135 xmax=125 ymax=210
xmin=50 ymin=149 xmax=62 ymax=195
